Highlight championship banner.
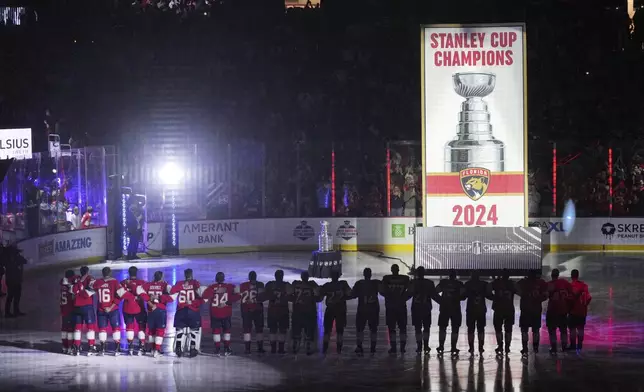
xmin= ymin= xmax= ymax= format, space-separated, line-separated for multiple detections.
xmin=421 ymin=25 xmax=527 ymax=227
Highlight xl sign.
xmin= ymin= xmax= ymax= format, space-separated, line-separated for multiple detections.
xmin=529 ymin=221 xmax=564 ymax=235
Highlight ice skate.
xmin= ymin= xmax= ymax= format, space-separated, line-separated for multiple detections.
xmin=97 ymin=343 xmax=105 ymax=356
xmin=71 ymin=345 xmax=80 ymax=356
xmin=224 ymin=347 xmax=232 ymax=357
xmin=450 ymin=348 xmax=460 ymax=357
xmin=436 ymin=346 xmax=444 ymax=356
xmin=114 ymin=344 xmax=122 ymax=357
xmin=152 ymin=350 xmax=161 ymax=358
xmin=355 ymin=346 xmax=364 ymax=356
xmin=520 ymin=349 xmax=529 ymax=358
xmin=424 ymin=346 xmax=431 ymax=356
xmin=495 ymin=347 xmax=504 ymax=357
xmin=189 ymin=348 xmax=199 ymax=358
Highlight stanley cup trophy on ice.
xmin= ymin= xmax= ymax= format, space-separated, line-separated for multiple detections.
xmin=309 ymin=220 xmax=342 ymax=279
xmin=444 ymin=72 xmax=505 ymax=172
xmin=318 ymin=220 xmax=333 ymax=252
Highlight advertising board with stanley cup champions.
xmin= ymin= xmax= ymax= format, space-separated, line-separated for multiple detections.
xmin=421 ymin=24 xmax=527 ymax=227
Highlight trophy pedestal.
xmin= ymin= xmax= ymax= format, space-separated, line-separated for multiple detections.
xmin=309 ymin=250 xmax=342 ymax=279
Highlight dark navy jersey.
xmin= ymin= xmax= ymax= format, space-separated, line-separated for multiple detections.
xmin=490 ymin=278 xmax=517 ymax=313
xmin=321 ymin=280 xmax=352 ymax=309
xmin=464 ymin=279 xmax=490 ymax=314
xmin=410 ymin=279 xmax=439 ymax=309
xmin=436 ymin=279 xmax=465 ymax=311
xmin=291 ymin=280 xmax=320 ymax=313
xmin=381 ymin=274 xmax=411 ymax=307
xmin=352 ymin=279 xmax=381 ymax=312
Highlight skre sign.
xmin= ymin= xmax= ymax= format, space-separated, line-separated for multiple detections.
xmin=529 ymin=220 xmax=565 ymax=235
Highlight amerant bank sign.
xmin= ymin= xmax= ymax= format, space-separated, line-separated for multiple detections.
xmin=182 ymin=221 xmax=240 ymax=244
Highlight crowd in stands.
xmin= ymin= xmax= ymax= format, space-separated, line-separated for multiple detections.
xmin=1 ymin=1 xmax=644 ymax=220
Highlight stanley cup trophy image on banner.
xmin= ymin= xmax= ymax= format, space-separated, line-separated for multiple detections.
xmin=421 ymin=25 xmax=527 ymax=227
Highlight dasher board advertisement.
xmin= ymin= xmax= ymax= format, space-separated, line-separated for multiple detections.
xmin=414 ymin=226 xmax=542 ymax=276
xmin=421 ymin=24 xmax=527 ymax=227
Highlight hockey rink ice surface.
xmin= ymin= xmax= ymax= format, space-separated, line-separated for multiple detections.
xmin=2 ymin=251 xmax=644 ymax=392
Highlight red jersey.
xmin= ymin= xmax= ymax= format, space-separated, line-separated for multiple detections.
xmin=72 ymin=274 xmax=96 ymax=307
xmin=116 ymin=284 xmax=146 ymax=314
xmin=547 ymin=278 xmax=573 ymax=315
xmin=120 ymin=278 xmax=146 ymax=314
xmin=202 ymin=283 xmax=240 ymax=318
xmin=81 ymin=212 xmax=92 ymax=228
xmin=60 ymin=277 xmax=75 ymax=316
xmin=570 ymin=279 xmax=592 ymax=317
xmin=239 ymin=281 xmax=265 ymax=312
xmin=92 ymin=277 xmax=121 ymax=313
xmin=142 ymin=281 xmax=173 ymax=311
xmin=170 ymin=280 xmax=202 ymax=312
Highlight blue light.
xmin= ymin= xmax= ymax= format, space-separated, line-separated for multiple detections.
xmin=171 ymin=190 xmax=177 ymax=248
xmin=563 ymin=199 xmax=576 ymax=236
xmin=121 ymin=194 xmax=129 ymax=254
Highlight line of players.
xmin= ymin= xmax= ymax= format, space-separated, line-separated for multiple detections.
xmin=59 ymin=263 xmax=591 ymax=358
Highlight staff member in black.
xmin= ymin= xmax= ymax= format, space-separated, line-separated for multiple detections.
xmin=126 ymin=203 xmax=143 ymax=260
xmin=4 ymin=245 xmax=26 ymax=317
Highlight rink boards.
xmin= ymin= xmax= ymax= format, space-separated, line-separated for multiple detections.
xmin=7 ymin=217 xmax=644 ymax=267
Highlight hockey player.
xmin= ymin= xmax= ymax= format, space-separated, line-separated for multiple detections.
xmin=464 ymin=270 xmax=491 ymax=356
xmin=120 ymin=266 xmax=147 ymax=355
xmin=170 ymin=268 xmax=203 ymax=357
xmin=436 ymin=270 xmax=465 ymax=356
xmin=264 ymin=270 xmax=293 ymax=354
xmin=141 ymin=271 xmax=173 ymax=358
xmin=93 ymin=267 xmax=122 ymax=356
xmin=409 ymin=266 xmax=440 ymax=355
xmin=490 ymin=270 xmax=518 ymax=355
xmin=569 ymin=269 xmax=592 ymax=352
xmin=381 ymin=264 xmax=411 ymax=354
xmin=60 ymin=270 xmax=77 ymax=354
xmin=351 ymin=267 xmax=381 ymax=355
xmin=517 ymin=271 xmax=547 ymax=356
xmin=70 ymin=266 xmax=97 ymax=356
xmin=320 ymin=270 xmax=352 ymax=354
xmin=290 ymin=271 xmax=320 ymax=355
xmin=546 ymin=268 xmax=572 ymax=354
xmin=239 ymin=271 xmax=266 ymax=354
xmin=202 ymin=272 xmax=239 ymax=357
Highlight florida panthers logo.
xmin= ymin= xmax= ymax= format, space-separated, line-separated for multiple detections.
xmin=459 ymin=168 xmax=490 ymax=201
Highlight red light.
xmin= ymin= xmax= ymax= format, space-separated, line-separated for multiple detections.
xmin=331 ymin=148 xmax=336 ymax=216
xmin=552 ymin=144 xmax=557 ymax=215
xmin=386 ymin=148 xmax=391 ymax=216
xmin=609 ymin=148 xmax=613 ymax=215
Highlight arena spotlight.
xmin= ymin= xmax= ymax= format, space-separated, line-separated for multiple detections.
xmin=160 ymin=162 xmax=183 ymax=185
